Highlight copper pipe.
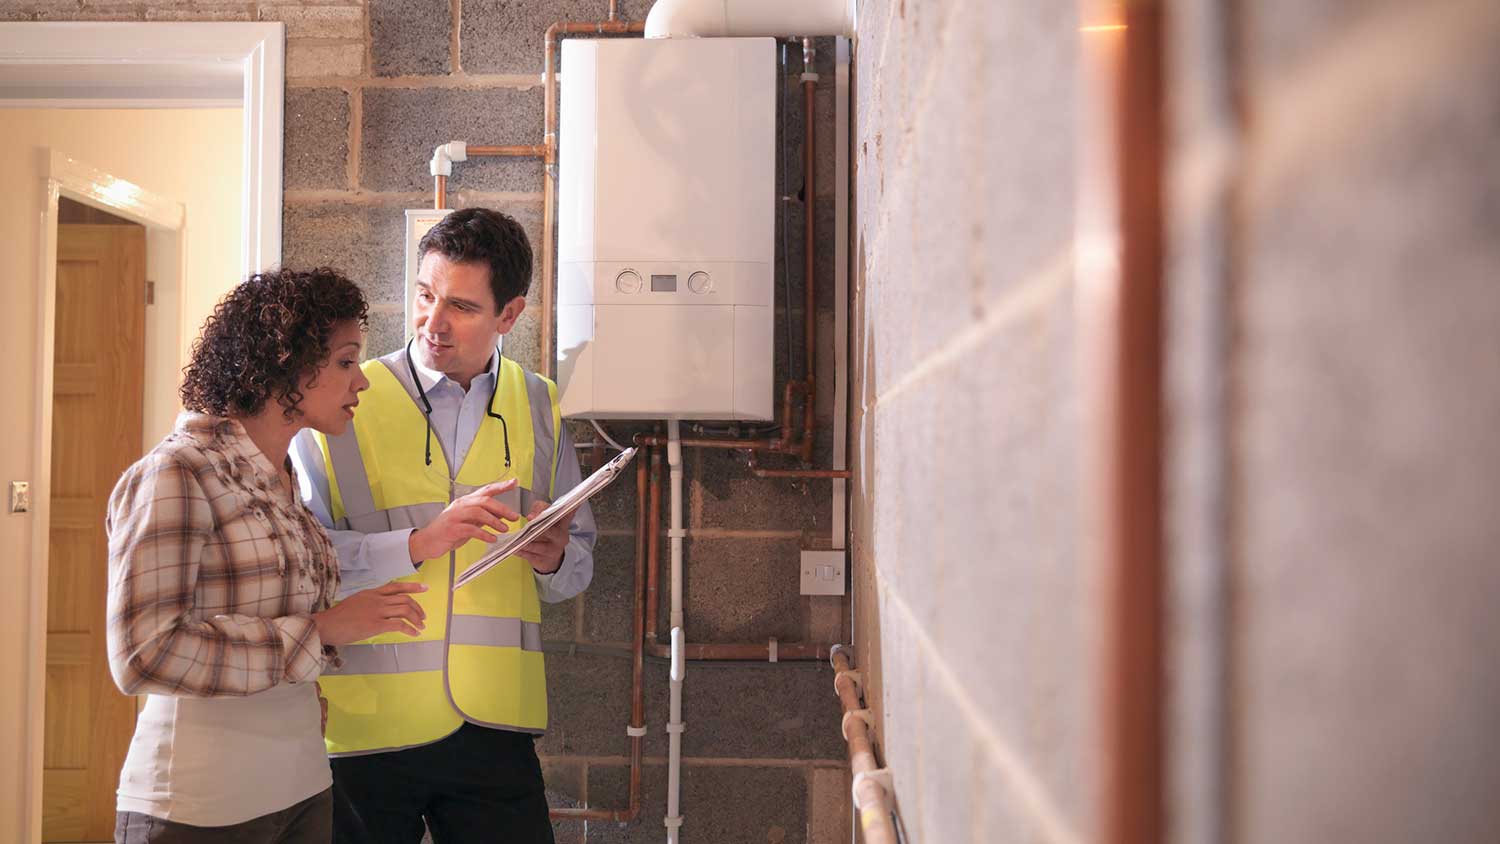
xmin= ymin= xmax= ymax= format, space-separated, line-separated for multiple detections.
xmin=832 ymin=648 xmax=898 ymax=844
xmin=627 ymin=440 xmax=648 ymax=816
xmin=747 ymin=451 xmax=851 ymax=479
xmin=633 ymin=433 xmax=784 ymax=452
xmin=551 ymin=807 xmax=634 ymax=822
xmin=541 ymin=20 xmax=647 ymax=379
xmin=1080 ymin=5 xmax=1166 ymax=844
xmin=645 ymin=445 xmax=662 ymax=644
xmin=434 ymin=174 xmax=447 ymax=210
xmin=800 ymin=68 xmax=818 ymax=463
xmin=468 ymin=144 xmax=547 ymax=157
xmin=644 ymin=641 xmax=834 ymax=661
xmin=607 ymin=0 xmax=618 ymax=21
xmin=638 ymin=439 xmax=833 ymax=661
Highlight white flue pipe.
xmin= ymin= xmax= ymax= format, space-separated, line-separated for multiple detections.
xmin=644 ymin=0 xmax=855 ymax=39
xmin=666 ymin=420 xmax=686 ymax=843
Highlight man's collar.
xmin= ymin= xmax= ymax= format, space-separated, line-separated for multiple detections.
xmin=408 ymin=342 xmax=500 ymax=392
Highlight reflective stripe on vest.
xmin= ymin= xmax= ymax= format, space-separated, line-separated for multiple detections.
xmin=315 ymin=352 xmax=562 ymax=755
xmin=328 ymin=617 xmax=544 ymax=674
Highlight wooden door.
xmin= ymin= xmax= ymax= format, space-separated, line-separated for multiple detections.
xmin=43 ymin=222 xmax=147 ymax=843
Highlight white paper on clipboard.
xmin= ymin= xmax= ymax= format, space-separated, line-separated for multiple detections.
xmin=453 ymin=446 xmax=638 ymax=590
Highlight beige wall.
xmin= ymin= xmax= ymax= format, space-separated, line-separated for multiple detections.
xmin=0 ymin=106 xmax=242 ymax=841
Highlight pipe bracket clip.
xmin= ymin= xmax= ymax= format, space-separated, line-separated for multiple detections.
xmin=668 ymin=528 xmax=687 ymax=539
xmin=663 ymin=816 xmax=683 ymax=830
xmin=851 ymin=767 xmax=894 ymax=810
xmin=834 ymin=669 xmax=863 ymax=698
xmin=665 ymin=722 xmax=687 ymax=735
xmin=768 ymin=637 xmax=778 ymax=663
xmin=840 ymin=708 xmax=874 ymax=742
xmin=626 ymin=724 xmax=647 ymax=737
xmin=801 ymin=72 xmax=821 ymax=83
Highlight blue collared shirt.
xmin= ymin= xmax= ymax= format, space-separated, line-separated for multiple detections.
xmin=291 ymin=348 xmax=596 ymax=602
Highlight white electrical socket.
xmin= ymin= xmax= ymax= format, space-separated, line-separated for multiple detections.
xmin=800 ymin=550 xmax=846 ymax=596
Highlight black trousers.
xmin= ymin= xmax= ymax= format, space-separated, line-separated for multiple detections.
xmin=331 ymin=723 xmax=553 ymax=844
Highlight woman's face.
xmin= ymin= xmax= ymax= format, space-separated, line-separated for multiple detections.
xmin=297 ymin=319 xmax=369 ymax=435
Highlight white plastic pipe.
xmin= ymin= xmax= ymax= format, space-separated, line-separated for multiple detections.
xmin=428 ymin=140 xmax=467 ymax=177
xmin=644 ymin=0 xmax=855 ymax=39
xmin=666 ymin=627 xmax=685 ymax=844
xmin=665 ymin=420 xmax=686 ymax=843
xmin=668 ymin=423 xmax=685 ymax=633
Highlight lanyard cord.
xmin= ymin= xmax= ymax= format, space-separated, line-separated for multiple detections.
xmin=404 ymin=340 xmax=511 ymax=469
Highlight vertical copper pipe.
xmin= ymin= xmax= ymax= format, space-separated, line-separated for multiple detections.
xmin=434 ymin=174 xmax=447 ymax=210
xmin=832 ymin=649 xmax=898 ymax=844
xmin=801 ymin=71 xmax=819 ymax=463
xmin=628 ymin=442 xmax=648 ymax=814
xmin=1081 ymin=4 xmax=1166 ymax=844
xmin=645 ymin=445 xmax=662 ymax=645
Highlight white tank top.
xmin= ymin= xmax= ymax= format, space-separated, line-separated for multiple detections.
xmin=116 ymin=682 xmax=330 ymax=825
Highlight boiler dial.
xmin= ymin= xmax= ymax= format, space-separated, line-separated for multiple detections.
xmin=687 ymin=271 xmax=713 ymax=294
xmin=615 ymin=269 xmax=643 ymax=294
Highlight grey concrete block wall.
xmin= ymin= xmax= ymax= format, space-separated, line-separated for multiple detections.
xmin=852 ymin=1 xmax=1093 ymax=842
xmin=283 ymin=87 xmax=350 ymax=190
xmin=369 ymin=0 xmax=451 ymax=76
xmin=360 ymin=87 xmax=544 ymax=192
xmin=459 ymin=0 xmax=655 ymax=74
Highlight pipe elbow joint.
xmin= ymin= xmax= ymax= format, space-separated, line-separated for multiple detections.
xmin=428 ymin=141 xmax=468 ymax=177
xmin=644 ymin=0 xmax=721 ymax=38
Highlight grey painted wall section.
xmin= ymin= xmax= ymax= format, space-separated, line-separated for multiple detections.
xmin=851 ymin=2 xmax=1093 ymax=843
xmin=1229 ymin=2 xmax=1500 ymax=841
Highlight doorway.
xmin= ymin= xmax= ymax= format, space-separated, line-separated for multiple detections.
xmin=42 ymin=199 xmax=147 ymax=843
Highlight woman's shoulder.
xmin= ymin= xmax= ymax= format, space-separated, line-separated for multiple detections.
xmin=120 ymin=415 xmax=234 ymax=484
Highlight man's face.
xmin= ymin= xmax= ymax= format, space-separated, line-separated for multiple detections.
xmin=412 ymin=252 xmax=525 ymax=384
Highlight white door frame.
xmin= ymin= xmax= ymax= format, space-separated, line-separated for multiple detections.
xmin=0 ymin=23 xmax=284 ymax=843
xmin=0 ymin=22 xmax=284 ymax=277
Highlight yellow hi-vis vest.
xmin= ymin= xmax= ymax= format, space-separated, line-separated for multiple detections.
xmin=315 ymin=354 xmax=563 ymax=756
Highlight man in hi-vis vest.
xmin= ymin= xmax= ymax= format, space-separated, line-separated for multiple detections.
xmin=291 ymin=208 xmax=596 ymax=844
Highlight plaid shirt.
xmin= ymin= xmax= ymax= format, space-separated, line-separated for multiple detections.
xmin=106 ymin=413 xmax=340 ymax=697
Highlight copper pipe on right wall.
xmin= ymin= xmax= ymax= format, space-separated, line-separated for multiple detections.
xmin=832 ymin=648 xmax=898 ymax=844
xmin=799 ymin=41 xmax=819 ymax=463
xmin=1079 ymin=3 xmax=1167 ymax=843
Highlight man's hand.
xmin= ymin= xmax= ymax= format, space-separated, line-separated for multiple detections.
xmin=409 ymin=479 xmax=521 ymax=563
xmin=516 ymin=498 xmax=577 ymax=575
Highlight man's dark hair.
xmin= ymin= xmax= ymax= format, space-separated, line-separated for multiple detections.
xmin=180 ymin=267 xmax=368 ymax=421
xmin=416 ymin=207 xmax=534 ymax=309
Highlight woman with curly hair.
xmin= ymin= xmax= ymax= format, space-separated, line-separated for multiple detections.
xmin=105 ymin=268 xmax=427 ymax=844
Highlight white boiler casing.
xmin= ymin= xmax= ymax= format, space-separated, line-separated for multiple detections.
xmin=556 ymin=37 xmax=775 ymax=420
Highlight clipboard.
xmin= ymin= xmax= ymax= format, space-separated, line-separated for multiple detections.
xmin=453 ymin=446 xmax=638 ymax=590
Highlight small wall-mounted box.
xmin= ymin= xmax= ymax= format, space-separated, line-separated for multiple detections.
xmin=800 ymin=550 xmax=846 ymax=596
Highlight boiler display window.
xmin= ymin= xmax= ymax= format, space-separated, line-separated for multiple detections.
xmin=650 ymin=274 xmax=678 ymax=292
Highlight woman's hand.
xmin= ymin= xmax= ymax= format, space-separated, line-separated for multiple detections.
xmin=312 ymin=581 xmax=428 ymax=646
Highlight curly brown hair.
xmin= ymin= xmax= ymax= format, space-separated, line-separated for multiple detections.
xmin=180 ymin=267 xmax=368 ymax=421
